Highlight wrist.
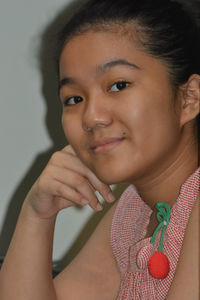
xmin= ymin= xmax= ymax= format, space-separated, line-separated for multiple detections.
xmin=20 ymin=199 xmax=57 ymax=229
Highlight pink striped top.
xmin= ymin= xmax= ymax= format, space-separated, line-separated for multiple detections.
xmin=111 ymin=168 xmax=200 ymax=299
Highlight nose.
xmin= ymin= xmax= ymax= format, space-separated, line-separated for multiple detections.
xmin=82 ymin=94 xmax=113 ymax=132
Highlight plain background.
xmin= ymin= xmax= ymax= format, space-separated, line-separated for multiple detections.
xmin=0 ymin=0 xmax=127 ymax=270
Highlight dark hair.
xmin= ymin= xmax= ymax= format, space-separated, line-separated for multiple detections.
xmin=56 ymin=0 xmax=200 ymax=139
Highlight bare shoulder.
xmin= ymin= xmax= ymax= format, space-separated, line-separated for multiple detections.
xmin=166 ymin=192 xmax=199 ymax=299
xmin=54 ymin=200 xmax=120 ymax=300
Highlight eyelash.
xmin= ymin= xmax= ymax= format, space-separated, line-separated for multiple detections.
xmin=109 ymin=80 xmax=130 ymax=92
xmin=63 ymin=96 xmax=83 ymax=107
xmin=63 ymin=80 xmax=130 ymax=107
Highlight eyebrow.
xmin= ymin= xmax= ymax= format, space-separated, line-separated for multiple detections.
xmin=97 ymin=58 xmax=140 ymax=73
xmin=59 ymin=77 xmax=76 ymax=91
xmin=59 ymin=58 xmax=140 ymax=91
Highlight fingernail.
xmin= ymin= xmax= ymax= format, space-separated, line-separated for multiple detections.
xmin=96 ymin=203 xmax=103 ymax=211
xmin=81 ymin=199 xmax=89 ymax=205
xmin=107 ymin=192 xmax=115 ymax=203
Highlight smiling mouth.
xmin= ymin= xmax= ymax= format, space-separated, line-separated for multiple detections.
xmin=90 ymin=138 xmax=124 ymax=154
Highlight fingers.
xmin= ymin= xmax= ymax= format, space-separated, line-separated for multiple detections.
xmin=45 ymin=165 xmax=104 ymax=211
xmin=84 ymin=169 xmax=115 ymax=203
xmin=63 ymin=144 xmax=77 ymax=156
xmin=46 ymin=181 xmax=84 ymax=206
xmin=52 ymin=148 xmax=115 ymax=204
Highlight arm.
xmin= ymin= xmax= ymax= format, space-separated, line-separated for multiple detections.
xmin=0 ymin=203 xmax=57 ymax=300
xmin=54 ymin=200 xmax=120 ymax=300
xmin=0 ymin=146 xmax=115 ymax=300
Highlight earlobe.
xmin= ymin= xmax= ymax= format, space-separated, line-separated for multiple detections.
xmin=180 ymin=75 xmax=200 ymax=126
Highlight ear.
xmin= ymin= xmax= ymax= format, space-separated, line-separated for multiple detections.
xmin=179 ymin=74 xmax=200 ymax=127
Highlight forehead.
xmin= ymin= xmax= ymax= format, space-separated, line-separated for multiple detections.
xmin=60 ymin=29 xmax=140 ymax=58
xmin=59 ymin=29 xmax=170 ymax=86
xmin=61 ymin=30 xmax=145 ymax=66
xmin=59 ymin=22 xmax=143 ymax=57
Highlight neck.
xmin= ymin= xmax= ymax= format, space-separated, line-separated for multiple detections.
xmin=132 ymin=137 xmax=198 ymax=211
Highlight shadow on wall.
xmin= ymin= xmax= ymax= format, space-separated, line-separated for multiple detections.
xmin=0 ymin=0 xmax=128 ymax=272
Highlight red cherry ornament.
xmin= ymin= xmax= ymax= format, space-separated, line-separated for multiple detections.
xmin=148 ymin=251 xmax=170 ymax=279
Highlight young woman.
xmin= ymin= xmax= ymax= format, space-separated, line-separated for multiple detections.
xmin=0 ymin=0 xmax=199 ymax=299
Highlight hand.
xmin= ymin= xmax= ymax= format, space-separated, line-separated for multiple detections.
xmin=24 ymin=145 xmax=115 ymax=220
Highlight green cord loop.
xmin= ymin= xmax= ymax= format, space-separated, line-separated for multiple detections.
xmin=150 ymin=202 xmax=171 ymax=252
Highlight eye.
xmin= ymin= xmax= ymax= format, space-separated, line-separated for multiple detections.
xmin=63 ymin=96 xmax=83 ymax=106
xmin=110 ymin=81 xmax=130 ymax=92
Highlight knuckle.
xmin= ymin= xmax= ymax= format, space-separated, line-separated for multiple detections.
xmin=84 ymin=168 xmax=91 ymax=177
xmin=43 ymin=164 xmax=52 ymax=176
xmin=75 ymin=176 xmax=86 ymax=188
xmin=50 ymin=151 xmax=60 ymax=164
xmin=40 ymin=165 xmax=54 ymax=182
xmin=63 ymin=145 xmax=76 ymax=156
xmin=99 ymin=183 xmax=110 ymax=194
xmin=62 ymin=145 xmax=71 ymax=152
xmin=55 ymin=183 xmax=64 ymax=196
xmin=36 ymin=176 xmax=45 ymax=191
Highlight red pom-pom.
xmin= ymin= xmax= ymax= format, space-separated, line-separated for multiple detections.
xmin=148 ymin=252 xmax=170 ymax=279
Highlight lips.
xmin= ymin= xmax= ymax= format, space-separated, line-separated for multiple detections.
xmin=90 ymin=137 xmax=124 ymax=153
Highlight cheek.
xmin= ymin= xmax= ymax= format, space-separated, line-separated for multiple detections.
xmin=62 ymin=113 xmax=92 ymax=164
xmin=62 ymin=113 xmax=82 ymax=145
xmin=124 ymin=94 xmax=180 ymax=151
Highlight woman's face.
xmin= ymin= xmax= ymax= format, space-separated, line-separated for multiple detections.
xmin=59 ymin=30 xmax=183 ymax=185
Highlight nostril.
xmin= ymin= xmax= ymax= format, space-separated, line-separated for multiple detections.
xmin=83 ymin=122 xmax=110 ymax=132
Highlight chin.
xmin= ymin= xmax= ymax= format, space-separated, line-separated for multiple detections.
xmin=92 ymin=164 xmax=135 ymax=185
xmin=97 ymin=174 xmax=126 ymax=185
xmin=91 ymin=156 xmax=151 ymax=185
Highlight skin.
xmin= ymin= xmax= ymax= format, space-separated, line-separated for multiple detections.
xmin=0 ymin=29 xmax=199 ymax=300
